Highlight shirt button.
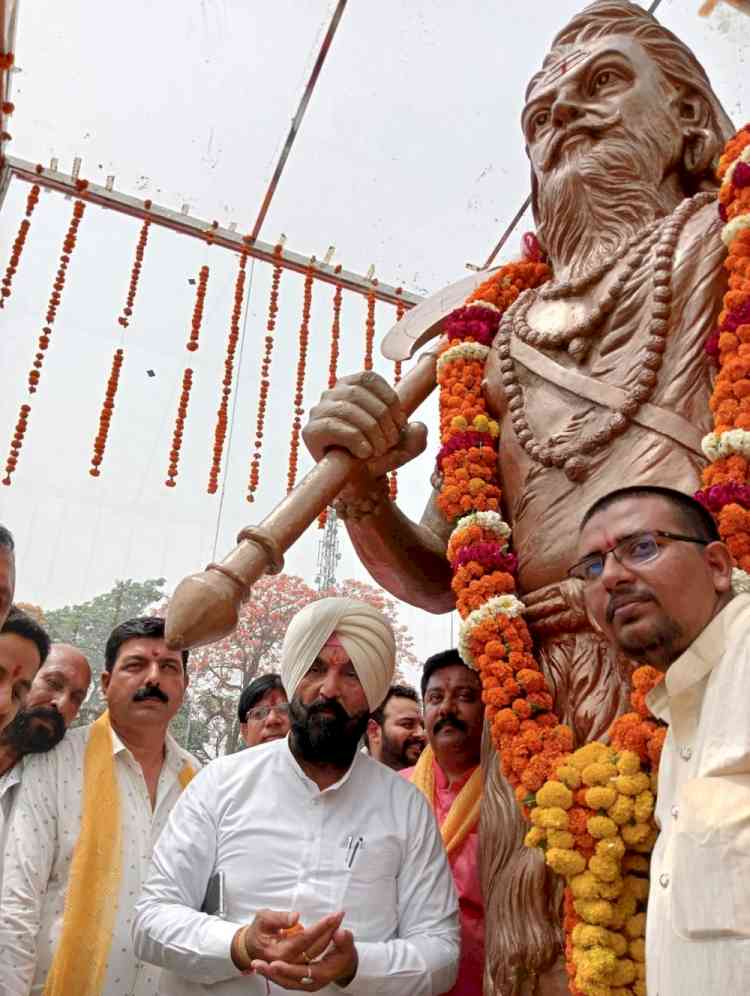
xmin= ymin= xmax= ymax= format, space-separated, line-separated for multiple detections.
xmin=659 ymin=872 xmax=670 ymax=889
xmin=679 ymin=745 xmax=692 ymax=761
xmin=671 ymin=805 xmax=679 ymax=819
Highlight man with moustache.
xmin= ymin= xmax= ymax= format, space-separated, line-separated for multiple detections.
xmin=301 ymin=3 xmax=735 ymax=988
xmin=401 ymin=651 xmax=485 ymax=996
xmin=0 ymin=616 xmax=198 ymax=996
xmin=571 ymin=485 xmax=750 ymax=996
xmin=133 ymin=597 xmax=460 ymax=996
xmin=366 ymin=684 xmax=426 ymax=770
xmin=238 ymin=673 xmax=290 ymax=748
xmin=0 ymin=642 xmax=90 ymax=887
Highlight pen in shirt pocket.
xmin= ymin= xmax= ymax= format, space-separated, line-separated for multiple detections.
xmin=346 ymin=836 xmax=364 ymax=869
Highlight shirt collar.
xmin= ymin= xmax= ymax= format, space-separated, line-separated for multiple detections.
xmin=109 ymin=723 xmax=185 ymax=773
xmin=646 ymin=594 xmax=750 ymax=722
xmin=282 ymin=734 xmax=361 ymax=795
xmin=0 ymin=762 xmax=21 ymax=798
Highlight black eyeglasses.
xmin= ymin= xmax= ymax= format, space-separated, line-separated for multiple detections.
xmin=568 ymin=530 xmax=710 ymax=583
xmin=245 ymin=703 xmax=291 ymax=723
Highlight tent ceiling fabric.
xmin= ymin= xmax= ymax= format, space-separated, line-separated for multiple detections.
xmin=1 ymin=0 xmax=749 ymax=657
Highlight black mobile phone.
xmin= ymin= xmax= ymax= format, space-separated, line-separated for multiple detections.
xmin=201 ymin=871 xmax=226 ymax=919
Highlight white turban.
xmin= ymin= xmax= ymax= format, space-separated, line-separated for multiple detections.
xmin=280 ymin=597 xmax=396 ymax=711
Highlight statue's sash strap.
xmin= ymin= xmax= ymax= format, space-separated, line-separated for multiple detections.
xmin=510 ymin=336 xmax=704 ymax=457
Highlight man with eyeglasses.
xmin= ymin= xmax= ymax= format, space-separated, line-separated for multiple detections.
xmin=238 ymin=673 xmax=291 ymax=748
xmin=572 ymin=484 xmax=748 ymax=996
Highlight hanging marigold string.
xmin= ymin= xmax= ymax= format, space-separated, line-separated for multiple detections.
xmin=207 ymin=248 xmax=248 ymax=494
xmin=318 ymin=276 xmax=344 ymax=528
xmin=187 ymin=264 xmax=210 ymax=351
xmin=287 ymin=261 xmax=315 ymax=493
xmin=89 ymin=349 xmax=124 ymax=477
xmin=697 ymin=123 xmax=750 ymax=582
xmin=3 ymin=404 xmax=30 ymax=486
xmin=389 ymin=293 xmax=407 ymax=502
xmin=364 ymin=283 xmax=376 ymax=370
xmin=1 ymin=184 xmax=40 ymax=309
xmin=118 ymin=217 xmax=151 ymax=328
xmin=166 ymin=368 xmax=194 ymax=487
xmin=246 ymin=245 xmax=283 ymax=502
xmin=2 ymin=198 xmax=86 ymax=487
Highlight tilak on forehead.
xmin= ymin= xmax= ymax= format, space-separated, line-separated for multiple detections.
xmin=529 ymin=45 xmax=591 ymax=96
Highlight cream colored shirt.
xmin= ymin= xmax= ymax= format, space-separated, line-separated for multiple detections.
xmin=0 ymin=761 xmax=21 ymax=894
xmin=0 ymin=723 xmax=198 ymax=996
xmin=646 ymin=594 xmax=750 ymax=996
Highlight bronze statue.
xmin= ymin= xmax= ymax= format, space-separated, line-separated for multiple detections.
xmin=300 ymin=3 xmax=734 ymax=992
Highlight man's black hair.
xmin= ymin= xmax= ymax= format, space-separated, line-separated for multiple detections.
xmin=1 ymin=606 xmax=50 ymax=664
xmin=365 ymin=684 xmax=420 ymax=750
xmin=580 ymin=485 xmax=720 ymax=543
xmin=104 ymin=616 xmax=189 ymax=672
xmin=238 ymin=672 xmax=285 ymax=724
xmin=0 ymin=525 xmax=14 ymax=552
xmin=420 ymin=648 xmax=473 ymax=699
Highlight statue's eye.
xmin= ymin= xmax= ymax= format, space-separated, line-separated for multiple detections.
xmin=532 ymin=110 xmax=550 ymax=132
xmin=592 ymin=70 xmax=613 ymax=90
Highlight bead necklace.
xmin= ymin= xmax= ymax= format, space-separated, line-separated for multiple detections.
xmin=525 ymin=219 xmax=662 ymax=361
xmin=494 ymin=192 xmax=714 ymax=482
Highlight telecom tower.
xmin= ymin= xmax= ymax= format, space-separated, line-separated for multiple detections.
xmin=315 ymin=508 xmax=342 ymax=591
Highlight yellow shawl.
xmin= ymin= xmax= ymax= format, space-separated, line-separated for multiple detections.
xmin=43 ymin=710 xmax=195 ymax=996
xmin=410 ymin=744 xmax=482 ymax=855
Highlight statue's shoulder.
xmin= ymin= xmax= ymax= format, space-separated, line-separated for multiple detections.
xmin=672 ymin=195 xmax=725 ymax=286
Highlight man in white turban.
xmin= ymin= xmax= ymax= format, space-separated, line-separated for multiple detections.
xmin=133 ymin=597 xmax=460 ymax=996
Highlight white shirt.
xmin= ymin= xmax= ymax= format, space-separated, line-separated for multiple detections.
xmin=0 ymin=761 xmax=21 ymax=893
xmin=0 ymin=723 xmax=199 ymax=996
xmin=646 ymin=594 xmax=750 ymax=996
xmin=132 ymin=736 xmax=460 ymax=996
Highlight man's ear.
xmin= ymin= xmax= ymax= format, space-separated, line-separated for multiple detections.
xmin=705 ymin=541 xmax=735 ymax=595
xmin=678 ymin=91 xmax=720 ymax=179
xmin=100 ymin=669 xmax=110 ymax=696
xmin=366 ymin=718 xmax=381 ymax=751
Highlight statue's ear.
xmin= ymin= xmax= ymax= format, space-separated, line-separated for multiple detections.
xmin=678 ymin=91 xmax=720 ymax=179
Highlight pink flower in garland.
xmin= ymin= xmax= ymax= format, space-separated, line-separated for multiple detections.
xmin=452 ymin=542 xmax=518 ymax=575
xmin=444 ymin=305 xmax=500 ymax=346
xmin=695 ymin=482 xmax=750 ymax=513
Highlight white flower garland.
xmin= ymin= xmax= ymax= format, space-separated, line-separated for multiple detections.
xmin=701 ymin=428 xmax=750 ymax=461
xmin=436 ymin=341 xmax=490 ymax=374
xmin=724 ymin=145 xmax=750 ymax=187
xmin=450 ymin=509 xmax=511 ymax=548
xmin=732 ymin=567 xmax=750 ymax=594
xmin=458 ymin=594 xmax=526 ymax=668
xmin=721 ymin=213 xmax=750 ymax=248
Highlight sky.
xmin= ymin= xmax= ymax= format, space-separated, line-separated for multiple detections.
xmin=0 ymin=0 xmax=748 ymax=675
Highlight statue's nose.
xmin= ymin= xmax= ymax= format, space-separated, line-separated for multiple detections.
xmin=551 ymin=97 xmax=582 ymax=127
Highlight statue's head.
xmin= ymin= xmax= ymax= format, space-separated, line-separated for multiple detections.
xmin=523 ymin=1 xmax=734 ymax=272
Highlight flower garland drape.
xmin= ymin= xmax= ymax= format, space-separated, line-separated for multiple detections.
xmin=1 ymin=183 xmax=40 ymax=309
xmin=435 ymin=124 xmax=746 ymax=993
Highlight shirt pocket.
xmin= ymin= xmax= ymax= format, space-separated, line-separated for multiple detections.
xmin=339 ymin=839 xmax=401 ymax=939
xmin=671 ymin=776 xmax=750 ymax=939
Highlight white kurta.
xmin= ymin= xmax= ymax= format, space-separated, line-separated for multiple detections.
xmin=132 ymin=737 xmax=460 ymax=996
xmin=0 ymin=761 xmax=21 ymax=894
xmin=0 ymin=723 xmax=198 ymax=996
xmin=646 ymin=593 xmax=750 ymax=996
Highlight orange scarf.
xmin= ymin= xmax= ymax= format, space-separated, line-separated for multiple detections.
xmin=410 ymin=745 xmax=482 ymax=855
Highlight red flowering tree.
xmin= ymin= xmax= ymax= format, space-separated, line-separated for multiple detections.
xmin=168 ymin=574 xmax=418 ymax=758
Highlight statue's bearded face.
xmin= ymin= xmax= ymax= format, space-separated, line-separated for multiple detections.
xmin=523 ymin=36 xmax=685 ymax=276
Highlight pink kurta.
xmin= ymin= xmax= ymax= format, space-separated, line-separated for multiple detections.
xmin=402 ymin=761 xmax=484 ymax=995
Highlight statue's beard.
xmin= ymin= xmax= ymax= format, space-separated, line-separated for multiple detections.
xmin=535 ymin=122 xmax=679 ymax=279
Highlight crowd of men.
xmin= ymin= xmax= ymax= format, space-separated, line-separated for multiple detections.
xmin=0 ymin=483 xmax=747 ymax=995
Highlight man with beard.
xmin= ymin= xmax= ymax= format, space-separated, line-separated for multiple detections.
xmin=400 ymin=652 xmax=484 ymax=996
xmin=0 ymin=525 xmax=15 ymax=636
xmin=0 ymin=616 xmax=198 ymax=996
xmin=0 ymin=642 xmax=90 ymax=887
xmin=366 ymin=684 xmax=426 ymax=770
xmin=571 ymin=485 xmax=749 ymax=996
xmin=300 ymin=3 xmax=735 ymax=989
xmin=0 ymin=604 xmax=43 ymax=739
xmin=238 ymin=673 xmax=290 ymax=748
xmin=133 ymin=597 xmax=460 ymax=996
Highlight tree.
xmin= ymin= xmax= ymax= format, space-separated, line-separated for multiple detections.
xmin=178 ymin=574 xmax=419 ymax=757
xmin=44 ymin=578 xmax=169 ymax=727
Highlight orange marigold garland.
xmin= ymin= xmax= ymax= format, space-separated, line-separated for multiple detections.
xmin=89 ymin=349 xmax=124 ymax=477
xmin=186 ymin=264 xmax=210 ymax=351
xmin=2 ymin=199 xmax=85 ymax=487
xmin=166 ymin=368 xmax=194 ymax=487
xmin=696 ymin=122 xmax=750 ymax=586
xmin=287 ymin=262 xmax=315 ymax=492
xmin=118 ymin=218 xmax=151 ymax=328
xmin=246 ymin=245 xmax=283 ymax=502
xmin=317 ymin=278 xmax=344 ymax=528
xmin=1 ymin=183 xmax=40 ymax=309
xmin=435 ymin=239 xmax=673 ymax=994
xmin=364 ymin=284 xmax=376 ymax=371
xmin=207 ymin=248 xmax=248 ymax=494
xmin=389 ymin=293 xmax=407 ymax=502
